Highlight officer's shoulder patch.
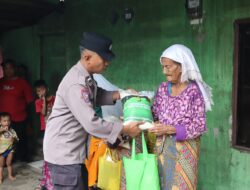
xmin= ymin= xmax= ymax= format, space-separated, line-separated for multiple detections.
xmin=81 ymin=87 xmax=90 ymax=103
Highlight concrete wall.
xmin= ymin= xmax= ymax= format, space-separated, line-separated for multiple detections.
xmin=1 ymin=0 xmax=250 ymax=189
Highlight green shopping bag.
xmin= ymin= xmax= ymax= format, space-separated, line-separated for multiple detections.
xmin=123 ymin=132 xmax=160 ymax=190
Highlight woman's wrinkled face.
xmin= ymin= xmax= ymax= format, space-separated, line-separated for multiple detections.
xmin=161 ymin=57 xmax=182 ymax=83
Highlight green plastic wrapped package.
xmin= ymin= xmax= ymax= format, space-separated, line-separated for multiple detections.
xmin=122 ymin=96 xmax=153 ymax=125
xmin=123 ymin=132 xmax=160 ymax=190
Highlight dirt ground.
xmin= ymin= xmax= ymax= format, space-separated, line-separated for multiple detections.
xmin=0 ymin=161 xmax=42 ymax=190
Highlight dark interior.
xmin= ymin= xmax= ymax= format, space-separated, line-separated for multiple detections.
xmin=237 ymin=22 xmax=250 ymax=147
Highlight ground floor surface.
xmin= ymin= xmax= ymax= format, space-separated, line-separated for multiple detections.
xmin=0 ymin=160 xmax=42 ymax=190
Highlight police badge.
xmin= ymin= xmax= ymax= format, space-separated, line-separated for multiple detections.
xmin=81 ymin=87 xmax=91 ymax=104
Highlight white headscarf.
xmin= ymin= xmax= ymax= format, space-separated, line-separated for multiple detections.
xmin=160 ymin=44 xmax=213 ymax=111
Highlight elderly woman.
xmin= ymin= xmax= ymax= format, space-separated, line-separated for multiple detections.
xmin=149 ymin=44 xmax=213 ymax=190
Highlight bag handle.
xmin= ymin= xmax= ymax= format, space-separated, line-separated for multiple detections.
xmin=142 ymin=132 xmax=148 ymax=160
xmin=131 ymin=132 xmax=148 ymax=160
xmin=132 ymin=138 xmax=136 ymax=159
xmin=105 ymin=148 xmax=120 ymax=162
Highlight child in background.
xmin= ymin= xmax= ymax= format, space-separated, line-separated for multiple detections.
xmin=0 ymin=112 xmax=19 ymax=184
xmin=34 ymin=79 xmax=55 ymax=133
xmin=34 ymin=79 xmax=55 ymax=190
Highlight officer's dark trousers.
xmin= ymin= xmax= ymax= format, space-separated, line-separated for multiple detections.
xmin=48 ymin=162 xmax=88 ymax=190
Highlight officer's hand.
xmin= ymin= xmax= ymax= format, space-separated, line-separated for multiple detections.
xmin=122 ymin=121 xmax=143 ymax=137
xmin=112 ymin=91 xmax=121 ymax=101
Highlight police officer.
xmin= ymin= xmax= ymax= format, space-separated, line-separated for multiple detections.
xmin=43 ymin=32 xmax=142 ymax=190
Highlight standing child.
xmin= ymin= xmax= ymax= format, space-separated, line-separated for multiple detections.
xmin=0 ymin=112 xmax=19 ymax=184
xmin=34 ymin=79 xmax=55 ymax=190
xmin=34 ymin=80 xmax=55 ymax=133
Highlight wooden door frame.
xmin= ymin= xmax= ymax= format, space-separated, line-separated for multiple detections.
xmin=232 ymin=18 xmax=250 ymax=151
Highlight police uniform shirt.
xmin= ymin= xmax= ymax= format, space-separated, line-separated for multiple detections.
xmin=43 ymin=61 xmax=123 ymax=165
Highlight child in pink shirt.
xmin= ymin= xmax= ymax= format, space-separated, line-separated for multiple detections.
xmin=34 ymin=80 xmax=55 ymax=132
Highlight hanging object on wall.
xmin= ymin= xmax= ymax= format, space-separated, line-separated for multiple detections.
xmin=57 ymin=0 xmax=65 ymax=13
xmin=124 ymin=8 xmax=134 ymax=23
xmin=185 ymin=0 xmax=202 ymax=20
xmin=185 ymin=0 xmax=205 ymax=42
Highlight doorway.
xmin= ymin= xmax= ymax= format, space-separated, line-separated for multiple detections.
xmin=40 ymin=33 xmax=66 ymax=95
xmin=233 ymin=19 xmax=250 ymax=150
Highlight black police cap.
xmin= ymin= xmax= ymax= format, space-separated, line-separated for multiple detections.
xmin=80 ymin=32 xmax=115 ymax=61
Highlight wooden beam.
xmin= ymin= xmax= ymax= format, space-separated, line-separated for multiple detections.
xmin=0 ymin=0 xmax=57 ymax=32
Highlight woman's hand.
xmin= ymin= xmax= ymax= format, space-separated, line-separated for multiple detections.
xmin=125 ymin=88 xmax=139 ymax=95
xmin=148 ymin=123 xmax=176 ymax=136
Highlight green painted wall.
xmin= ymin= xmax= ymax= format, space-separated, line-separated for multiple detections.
xmin=1 ymin=0 xmax=250 ymax=189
